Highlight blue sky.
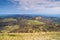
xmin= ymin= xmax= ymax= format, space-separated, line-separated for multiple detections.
xmin=0 ymin=0 xmax=60 ymax=15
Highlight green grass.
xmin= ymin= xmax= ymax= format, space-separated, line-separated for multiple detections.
xmin=0 ymin=32 xmax=60 ymax=40
xmin=27 ymin=20 xmax=45 ymax=25
xmin=1 ymin=25 xmax=19 ymax=33
xmin=0 ymin=18 xmax=17 ymax=22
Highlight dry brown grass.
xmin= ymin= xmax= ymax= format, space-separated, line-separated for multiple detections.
xmin=0 ymin=32 xmax=60 ymax=40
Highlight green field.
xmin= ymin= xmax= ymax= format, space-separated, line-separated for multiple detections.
xmin=0 ymin=32 xmax=60 ymax=40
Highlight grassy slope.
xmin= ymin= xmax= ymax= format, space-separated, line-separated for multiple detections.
xmin=27 ymin=20 xmax=45 ymax=25
xmin=0 ymin=32 xmax=60 ymax=40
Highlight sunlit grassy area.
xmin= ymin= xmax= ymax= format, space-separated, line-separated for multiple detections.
xmin=1 ymin=25 xmax=19 ymax=33
xmin=0 ymin=32 xmax=60 ymax=40
xmin=0 ymin=18 xmax=17 ymax=22
xmin=27 ymin=20 xmax=45 ymax=25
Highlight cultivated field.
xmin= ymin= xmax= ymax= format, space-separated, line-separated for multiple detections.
xmin=0 ymin=32 xmax=60 ymax=40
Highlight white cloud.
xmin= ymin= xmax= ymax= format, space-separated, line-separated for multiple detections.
xmin=9 ymin=0 xmax=60 ymax=14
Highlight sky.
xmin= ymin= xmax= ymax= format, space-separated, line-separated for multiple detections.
xmin=0 ymin=0 xmax=60 ymax=15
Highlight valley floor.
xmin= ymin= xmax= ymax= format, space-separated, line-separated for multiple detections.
xmin=0 ymin=32 xmax=60 ymax=40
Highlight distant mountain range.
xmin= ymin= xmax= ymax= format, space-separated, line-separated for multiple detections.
xmin=0 ymin=14 xmax=60 ymax=32
xmin=0 ymin=14 xmax=60 ymax=23
xmin=0 ymin=14 xmax=60 ymax=18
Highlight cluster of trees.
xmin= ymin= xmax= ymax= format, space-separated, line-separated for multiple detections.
xmin=0 ymin=16 xmax=60 ymax=33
